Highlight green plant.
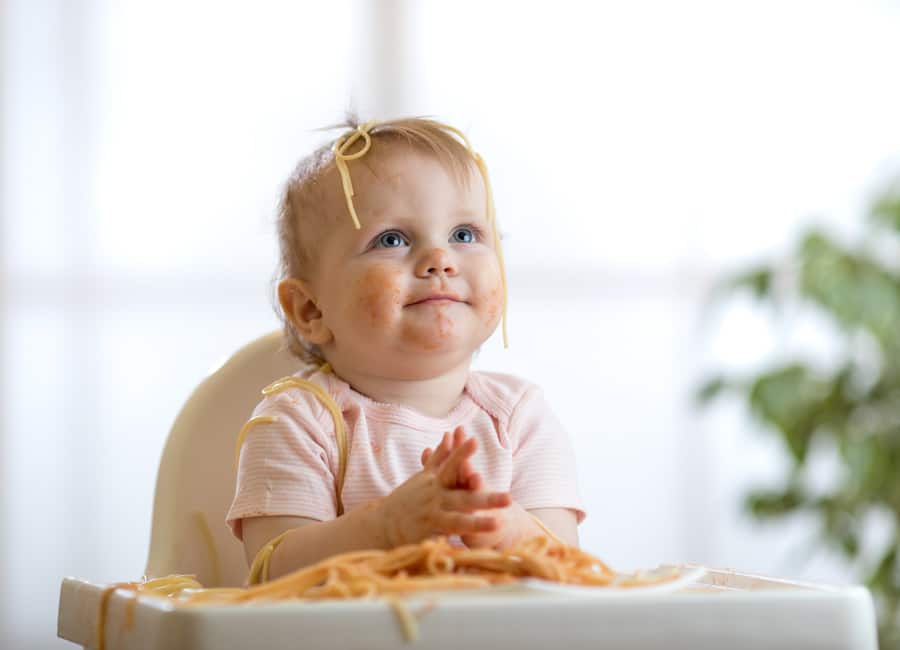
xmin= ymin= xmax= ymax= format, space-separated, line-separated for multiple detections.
xmin=698 ymin=178 xmax=900 ymax=648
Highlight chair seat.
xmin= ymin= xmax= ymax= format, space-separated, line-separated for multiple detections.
xmin=144 ymin=331 xmax=300 ymax=587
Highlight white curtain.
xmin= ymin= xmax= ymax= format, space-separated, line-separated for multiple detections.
xmin=3 ymin=1 xmax=900 ymax=647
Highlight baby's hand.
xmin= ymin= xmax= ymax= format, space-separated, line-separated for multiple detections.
xmin=422 ymin=427 xmax=531 ymax=550
xmin=420 ymin=426 xmax=482 ymax=491
xmin=379 ymin=431 xmax=511 ymax=547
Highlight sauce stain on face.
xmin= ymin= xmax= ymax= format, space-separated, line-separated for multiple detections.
xmin=357 ymin=265 xmax=404 ymax=328
xmin=482 ymin=285 xmax=502 ymax=327
xmin=405 ymin=301 xmax=457 ymax=350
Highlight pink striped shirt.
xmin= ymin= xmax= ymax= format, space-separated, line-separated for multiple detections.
xmin=227 ymin=368 xmax=585 ymax=540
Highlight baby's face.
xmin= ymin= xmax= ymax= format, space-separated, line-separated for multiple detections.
xmin=309 ymin=148 xmax=503 ymax=380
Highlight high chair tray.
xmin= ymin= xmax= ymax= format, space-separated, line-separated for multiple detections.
xmin=57 ymin=567 xmax=877 ymax=650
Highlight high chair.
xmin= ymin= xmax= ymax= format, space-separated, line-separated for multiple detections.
xmin=143 ymin=331 xmax=299 ymax=588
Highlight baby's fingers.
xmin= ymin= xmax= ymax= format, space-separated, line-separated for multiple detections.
xmin=422 ymin=432 xmax=451 ymax=469
xmin=463 ymin=470 xmax=483 ymax=491
xmin=450 ymin=425 xmax=466 ymax=449
xmin=437 ymin=438 xmax=478 ymax=485
xmin=442 ymin=490 xmax=511 ymax=512
xmin=428 ymin=426 xmax=468 ymax=468
xmin=458 ymin=456 xmax=480 ymax=490
xmin=436 ymin=512 xmax=499 ymax=535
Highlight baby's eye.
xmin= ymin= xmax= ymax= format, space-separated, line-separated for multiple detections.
xmin=375 ymin=231 xmax=409 ymax=248
xmin=450 ymin=227 xmax=477 ymax=244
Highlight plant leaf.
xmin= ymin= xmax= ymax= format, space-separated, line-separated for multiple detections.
xmin=746 ymin=487 xmax=806 ymax=518
xmin=721 ymin=266 xmax=775 ymax=301
xmin=799 ymin=231 xmax=900 ymax=350
xmin=870 ymin=180 xmax=900 ymax=233
xmin=748 ymin=365 xmax=833 ymax=463
xmin=695 ymin=375 xmax=731 ymax=405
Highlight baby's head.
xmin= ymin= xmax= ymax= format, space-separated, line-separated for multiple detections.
xmin=275 ymin=117 xmax=506 ymax=381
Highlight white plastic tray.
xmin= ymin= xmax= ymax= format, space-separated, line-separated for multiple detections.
xmin=57 ymin=566 xmax=878 ymax=650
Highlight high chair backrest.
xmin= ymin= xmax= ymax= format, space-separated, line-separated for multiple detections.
xmin=145 ymin=331 xmax=300 ymax=587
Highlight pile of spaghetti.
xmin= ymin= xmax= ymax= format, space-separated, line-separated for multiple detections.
xmin=99 ymin=536 xmax=672 ymax=646
xmin=117 ymin=536 xmax=623 ymax=602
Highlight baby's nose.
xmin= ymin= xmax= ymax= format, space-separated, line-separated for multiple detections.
xmin=415 ymin=247 xmax=458 ymax=277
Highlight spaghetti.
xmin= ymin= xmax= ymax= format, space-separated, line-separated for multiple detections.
xmin=235 ymin=369 xmax=350 ymax=519
xmin=99 ymin=535 xmax=680 ymax=647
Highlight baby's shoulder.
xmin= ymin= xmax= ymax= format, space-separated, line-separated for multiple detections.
xmin=466 ymin=370 xmax=543 ymax=421
xmin=252 ymin=368 xmax=343 ymax=427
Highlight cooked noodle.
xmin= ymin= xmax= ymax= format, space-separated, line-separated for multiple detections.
xmin=97 ymin=536 xmax=684 ymax=647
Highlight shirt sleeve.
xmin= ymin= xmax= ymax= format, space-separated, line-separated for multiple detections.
xmin=226 ymin=391 xmax=339 ymax=540
xmin=508 ymin=386 xmax=586 ymax=523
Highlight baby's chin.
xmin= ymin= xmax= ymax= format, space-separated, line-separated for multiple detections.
xmin=397 ymin=315 xmax=493 ymax=353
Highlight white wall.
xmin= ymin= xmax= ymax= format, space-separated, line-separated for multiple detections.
xmin=3 ymin=1 xmax=900 ymax=647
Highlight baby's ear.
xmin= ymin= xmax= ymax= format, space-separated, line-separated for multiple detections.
xmin=278 ymin=278 xmax=333 ymax=345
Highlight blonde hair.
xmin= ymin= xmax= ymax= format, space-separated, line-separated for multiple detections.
xmin=275 ymin=116 xmax=504 ymax=362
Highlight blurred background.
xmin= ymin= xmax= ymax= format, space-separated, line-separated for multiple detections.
xmin=3 ymin=0 xmax=900 ymax=647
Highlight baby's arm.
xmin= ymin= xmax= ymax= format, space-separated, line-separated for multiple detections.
xmin=468 ymin=503 xmax=578 ymax=549
xmin=241 ymin=432 xmax=511 ymax=581
xmin=242 ymin=507 xmax=384 ymax=579
xmin=527 ymin=507 xmax=579 ymax=546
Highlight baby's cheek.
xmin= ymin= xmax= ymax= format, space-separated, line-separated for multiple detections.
xmin=357 ymin=265 xmax=404 ymax=327
xmin=482 ymin=285 xmax=503 ymax=327
xmin=475 ymin=259 xmax=504 ymax=327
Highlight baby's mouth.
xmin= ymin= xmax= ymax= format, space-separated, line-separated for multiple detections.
xmin=405 ymin=292 xmax=467 ymax=307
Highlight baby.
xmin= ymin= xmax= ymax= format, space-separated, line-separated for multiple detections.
xmin=227 ymin=117 xmax=585 ymax=581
